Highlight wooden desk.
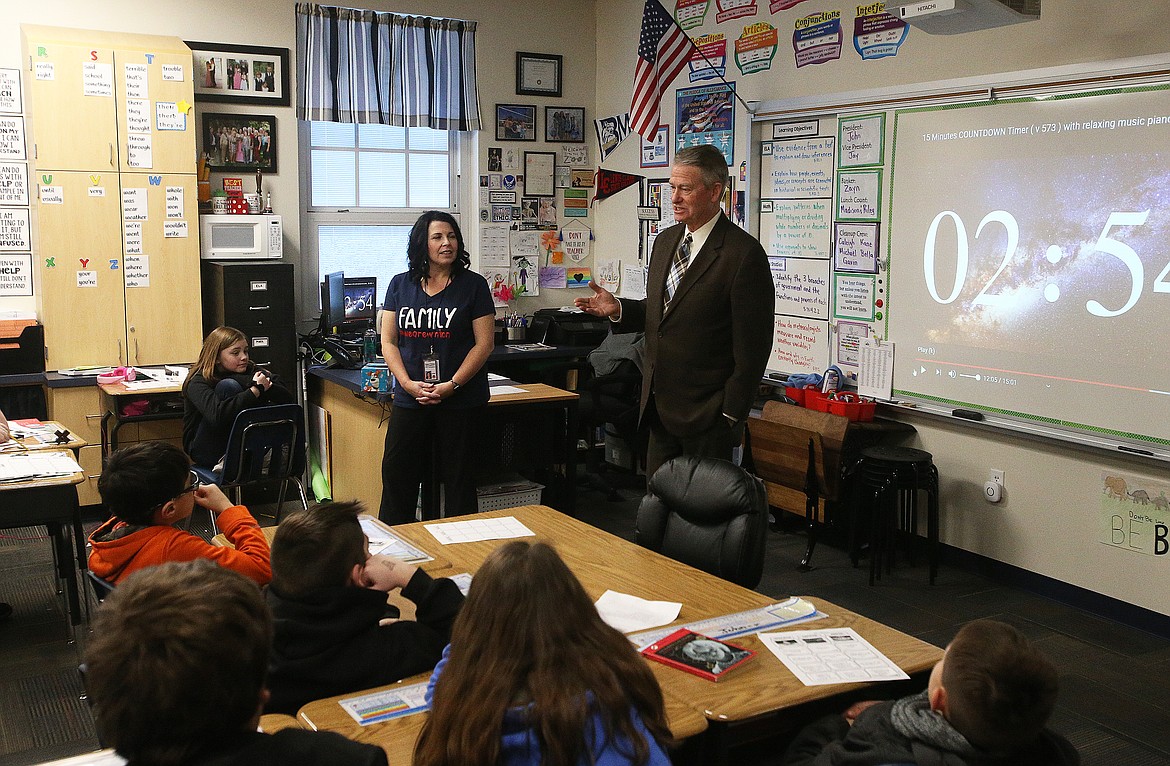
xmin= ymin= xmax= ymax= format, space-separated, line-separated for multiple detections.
xmin=297 ymin=673 xmax=707 ymax=764
xmin=0 ymin=450 xmax=85 ymax=625
xmin=98 ymin=378 xmax=184 ymax=456
xmin=306 ymin=369 xmax=579 ymax=515
xmin=9 ymin=420 xmax=87 ymax=453
xmin=390 ymin=506 xmax=941 ymax=756
xmin=212 ymin=516 xmax=455 ymax=575
xmin=259 ymin=713 xmax=303 ymax=733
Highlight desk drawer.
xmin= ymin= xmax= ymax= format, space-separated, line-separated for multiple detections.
xmin=76 ymin=444 xmax=103 ymax=506
xmin=47 ymin=386 xmax=103 ymax=445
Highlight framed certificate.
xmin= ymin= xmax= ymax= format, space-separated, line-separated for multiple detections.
xmin=516 ymin=52 xmax=562 ymax=98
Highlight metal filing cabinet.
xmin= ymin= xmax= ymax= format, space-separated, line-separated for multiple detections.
xmin=201 ymin=260 xmax=297 ymax=388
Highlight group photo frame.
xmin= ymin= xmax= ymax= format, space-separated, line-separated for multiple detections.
xmin=496 ymin=104 xmax=537 ymax=141
xmin=202 ymin=112 xmax=277 ymax=172
xmin=545 ymin=107 xmax=585 ymax=143
xmin=188 ymin=41 xmax=290 ymax=106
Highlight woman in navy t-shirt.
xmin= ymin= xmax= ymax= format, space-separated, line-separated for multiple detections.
xmin=380 ymin=211 xmax=495 ymax=524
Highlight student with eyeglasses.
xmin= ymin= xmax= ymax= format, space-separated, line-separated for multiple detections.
xmin=88 ymin=441 xmax=272 ymax=587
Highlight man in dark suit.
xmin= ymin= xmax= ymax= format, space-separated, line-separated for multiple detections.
xmin=575 ymin=145 xmax=773 ymax=478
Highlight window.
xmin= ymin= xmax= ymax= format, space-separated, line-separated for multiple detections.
xmin=300 ymin=120 xmax=469 ymax=320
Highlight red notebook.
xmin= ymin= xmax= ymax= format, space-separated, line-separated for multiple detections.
xmin=641 ymin=628 xmax=756 ymax=681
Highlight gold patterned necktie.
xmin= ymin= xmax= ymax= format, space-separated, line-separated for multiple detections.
xmin=664 ymin=233 xmax=692 ymax=306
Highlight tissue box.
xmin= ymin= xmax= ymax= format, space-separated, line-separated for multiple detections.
xmin=361 ymin=362 xmax=392 ymax=394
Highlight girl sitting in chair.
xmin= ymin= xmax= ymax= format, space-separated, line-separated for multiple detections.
xmin=414 ymin=540 xmax=673 ymax=766
xmin=182 ymin=326 xmax=293 ymax=472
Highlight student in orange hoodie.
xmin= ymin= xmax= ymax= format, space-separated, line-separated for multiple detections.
xmin=88 ymin=440 xmax=271 ymax=586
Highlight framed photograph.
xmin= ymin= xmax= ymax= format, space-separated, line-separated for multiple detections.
xmin=516 ymin=52 xmax=562 ymax=98
xmin=496 ymin=104 xmax=536 ymax=142
xmin=202 ymin=112 xmax=277 ymax=172
xmin=545 ymin=107 xmax=585 ymax=143
xmin=188 ymin=41 xmax=290 ymax=106
xmin=523 ymin=151 xmax=556 ymax=197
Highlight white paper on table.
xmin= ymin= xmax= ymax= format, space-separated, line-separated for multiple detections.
xmin=487 ymin=373 xmax=507 ymax=381
xmin=489 ymin=385 xmax=527 ymax=395
xmin=424 ymin=516 xmax=535 ymax=545
xmin=340 ymin=682 xmax=430 ymax=726
xmin=448 ymin=572 xmax=473 ymax=595
xmin=757 ymin=627 xmax=910 ymax=686
xmin=625 ymin=597 xmax=824 ymax=650
xmin=0 ymin=452 xmax=82 ymax=481
xmin=358 ymin=515 xmax=433 ymax=564
xmin=595 ymin=589 xmax=681 ymax=633
xmin=121 ymin=379 xmax=175 ymax=391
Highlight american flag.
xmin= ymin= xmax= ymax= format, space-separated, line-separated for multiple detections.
xmin=630 ymin=0 xmax=697 ymax=142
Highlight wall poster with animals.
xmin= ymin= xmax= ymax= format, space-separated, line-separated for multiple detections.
xmin=1100 ymin=472 xmax=1170 ymax=558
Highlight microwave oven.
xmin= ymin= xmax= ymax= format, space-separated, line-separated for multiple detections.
xmin=199 ymin=214 xmax=283 ymax=259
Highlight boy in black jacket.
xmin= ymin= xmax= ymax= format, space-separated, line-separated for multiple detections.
xmin=782 ymin=619 xmax=1078 ymax=766
xmin=85 ymin=559 xmax=386 ymax=766
xmin=265 ymin=500 xmax=464 ymax=714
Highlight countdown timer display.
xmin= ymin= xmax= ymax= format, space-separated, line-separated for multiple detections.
xmin=888 ymin=84 xmax=1170 ymax=446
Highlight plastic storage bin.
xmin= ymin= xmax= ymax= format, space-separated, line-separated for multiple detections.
xmin=476 ymin=478 xmax=544 ymax=512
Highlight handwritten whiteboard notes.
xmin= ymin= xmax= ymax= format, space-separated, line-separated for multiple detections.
xmin=833 ymin=222 xmax=878 ymax=272
xmin=771 ymin=257 xmax=830 ymax=320
xmin=760 ymin=199 xmax=831 ymax=258
xmin=836 ymin=169 xmax=881 ymax=221
xmin=837 ymin=113 xmax=885 ymax=168
xmin=770 ymin=316 xmax=829 ymax=374
xmin=760 ymin=136 xmax=835 ymax=198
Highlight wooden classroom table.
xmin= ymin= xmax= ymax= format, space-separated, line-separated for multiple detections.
xmin=213 ymin=516 xmax=455 ymax=576
xmin=0 ymin=450 xmax=86 ymax=625
xmin=7 ymin=420 xmax=90 ymax=574
xmin=9 ymin=420 xmax=87 ymax=454
xmin=297 ymin=673 xmax=708 ymax=764
xmin=97 ymin=377 xmax=184 ymax=456
xmin=390 ymin=506 xmax=942 ymax=721
xmin=297 ymin=505 xmax=942 ymax=762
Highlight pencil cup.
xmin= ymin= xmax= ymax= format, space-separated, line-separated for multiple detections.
xmin=507 ymin=327 xmax=525 ymax=341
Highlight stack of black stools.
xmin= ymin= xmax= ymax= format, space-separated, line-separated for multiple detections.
xmin=852 ymin=445 xmax=939 ymax=585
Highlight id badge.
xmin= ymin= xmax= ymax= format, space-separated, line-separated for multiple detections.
xmin=422 ymin=350 xmax=440 ymax=383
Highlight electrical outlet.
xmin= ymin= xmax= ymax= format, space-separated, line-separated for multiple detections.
xmin=990 ymin=469 xmax=1004 ymax=487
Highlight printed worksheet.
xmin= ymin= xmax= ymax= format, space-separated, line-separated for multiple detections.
xmin=424 ymin=516 xmax=535 ymax=545
xmin=359 ymin=516 xmax=433 ymax=564
xmin=758 ymin=627 xmax=909 ymax=686
xmin=340 ymin=682 xmax=429 ymax=725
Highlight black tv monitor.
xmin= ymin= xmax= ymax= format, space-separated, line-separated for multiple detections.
xmin=321 ymin=271 xmax=346 ymax=334
xmin=342 ymin=276 xmax=378 ymax=332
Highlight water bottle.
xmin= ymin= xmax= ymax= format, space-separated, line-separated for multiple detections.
xmin=362 ymin=328 xmax=378 ymax=364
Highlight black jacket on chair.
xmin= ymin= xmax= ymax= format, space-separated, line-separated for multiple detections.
xmin=636 ymin=456 xmax=768 ymax=588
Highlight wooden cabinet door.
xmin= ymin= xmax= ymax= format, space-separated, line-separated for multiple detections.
xmin=35 ymin=170 xmax=125 ymax=368
xmin=115 ymin=48 xmax=196 ymax=175
xmin=121 ymin=173 xmax=201 ymax=365
xmin=23 ymin=39 xmax=119 ymax=172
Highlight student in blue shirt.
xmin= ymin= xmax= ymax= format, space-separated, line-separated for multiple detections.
xmin=379 ymin=211 xmax=495 ymax=524
xmin=414 ymin=541 xmax=673 ymax=766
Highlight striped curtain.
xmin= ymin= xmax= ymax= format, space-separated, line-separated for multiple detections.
xmin=295 ymin=3 xmax=481 ymax=130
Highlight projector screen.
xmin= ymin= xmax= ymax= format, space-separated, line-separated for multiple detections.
xmin=887 ymin=85 xmax=1170 ymax=449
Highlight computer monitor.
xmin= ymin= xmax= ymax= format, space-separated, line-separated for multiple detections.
xmin=320 ymin=271 xmax=346 ymax=334
xmin=342 ymin=276 xmax=378 ymax=333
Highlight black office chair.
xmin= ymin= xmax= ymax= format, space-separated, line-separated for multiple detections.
xmin=192 ymin=403 xmax=309 ymax=524
xmin=636 ymin=456 xmax=769 ymax=588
